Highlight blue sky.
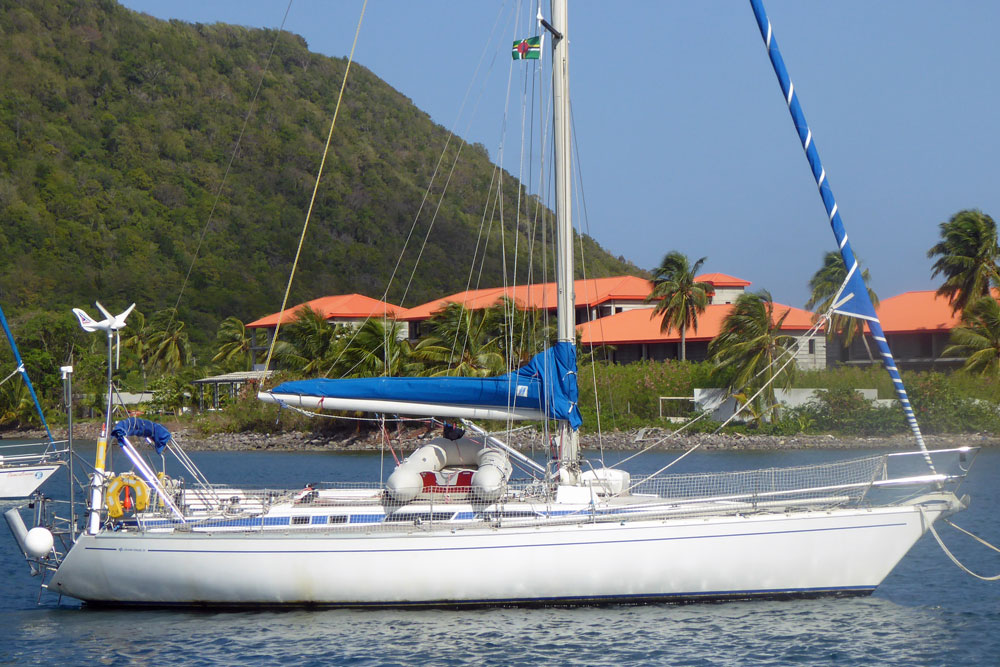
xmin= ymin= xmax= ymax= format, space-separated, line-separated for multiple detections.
xmin=120 ymin=1 xmax=1000 ymax=308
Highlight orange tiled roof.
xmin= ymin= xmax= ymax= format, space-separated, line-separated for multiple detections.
xmin=874 ymin=290 xmax=961 ymax=333
xmin=400 ymin=275 xmax=654 ymax=321
xmin=577 ymin=301 xmax=815 ymax=346
xmin=247 ymin=294 xmax=403 ymax=329
xmin=694 ymin=272 xmax=752 ymax=287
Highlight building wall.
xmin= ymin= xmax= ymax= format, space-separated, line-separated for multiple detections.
xmin=591 ymin=301 xmax=653 ymax=321
xmin=833 ymin=331 xmax=963 ymax=371
xmin=792 ymin=333 xmax=826 ymax=370
xmin=708 ymin=286 xmax=745 ymax=305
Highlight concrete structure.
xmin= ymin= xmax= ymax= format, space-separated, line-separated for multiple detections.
xmin=695 ymin=272 xmax=752 ymax=305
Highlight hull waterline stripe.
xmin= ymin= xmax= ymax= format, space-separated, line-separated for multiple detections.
xmin=83 ymin=521 xmax=908 ymax=556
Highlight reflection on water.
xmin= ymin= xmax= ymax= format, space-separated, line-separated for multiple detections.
xmin=1 ymin=448 xmax=998 ymax=665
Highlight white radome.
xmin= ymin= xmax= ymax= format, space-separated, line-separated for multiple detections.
xmin=24 ymin=527 xmax=53 ymax=558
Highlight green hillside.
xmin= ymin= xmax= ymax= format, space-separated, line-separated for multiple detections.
xmin=0 ymin=0 xmax=641 ymax=348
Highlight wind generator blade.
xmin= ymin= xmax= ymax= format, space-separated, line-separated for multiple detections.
xmin=72 ymin=308 xmax=100 ymax=333
xmin=95 ymin=301 xmax=113 ymax=321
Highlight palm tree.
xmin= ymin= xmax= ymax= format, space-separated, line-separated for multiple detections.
xmin=120 ymin=309 xmax=153 ymax=377
xmin=805 ymin=251 xmax=878 ymax=359
xmin=146 ymin=309 xmax=193 ymax=372
xmin=413 ymin=302 xmax=505 ymax=377
xmin=212 ymin=316 xmax=253 ymax=371
xmin=336 ymin=318 xmax=413 ymax=378
xmin=928 ymin=209 xmax=1000 ymax=315
xmin=708 ymin=290 xmax=796 ymax=422
xmin=281 ymin=307 xmax=345 ymax=375
xmin=0 ymin=378 xmax=36 ymax=428
xmin=942 ymin=296 xmax=1000 ymax=374
xmin=486 ymin=297 xmax=553 ymax=368
xmin=645 ymin=251 xmax=710 ymax=361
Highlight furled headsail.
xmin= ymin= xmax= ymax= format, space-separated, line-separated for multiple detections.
xmin=259 ymin=342 xmax=581 ymax=429
xmin=750 ymin=0 xmax=933 ymax=468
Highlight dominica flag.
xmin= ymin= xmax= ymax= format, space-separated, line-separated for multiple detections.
xmin=512 ymin=36 xmax=541 ymax=60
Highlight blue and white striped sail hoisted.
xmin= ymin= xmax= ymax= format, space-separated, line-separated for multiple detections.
xmin=749 ymin=0 xmax=935 ymax=471
xmin=0 ymin=305 xmax=54 ymax=443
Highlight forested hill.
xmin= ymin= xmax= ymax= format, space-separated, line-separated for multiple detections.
xmin=0 ymin=0 xmax=640 ymax=344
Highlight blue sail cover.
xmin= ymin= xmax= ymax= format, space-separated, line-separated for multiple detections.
xmin=269 ymin=342 xmax=582 ymax=430
xmin=111 ymin=417 xmax=173 ymax=455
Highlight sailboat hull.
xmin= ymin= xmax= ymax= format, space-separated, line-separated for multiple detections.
xmin=0 ymin=464 xmax=60 ymax=499
xmin=47 ymin=497 xmax=951 ymax=607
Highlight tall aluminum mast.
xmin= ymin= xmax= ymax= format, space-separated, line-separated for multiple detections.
xmin=549 ymin=0 xmax=579 ymax=482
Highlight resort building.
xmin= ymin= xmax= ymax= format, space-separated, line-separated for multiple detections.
xmin=243 ymin=276 xmax=974 ymax=373
xmin=832 ymin=290 xmax=965 ymax=371
xmin=575 ymin=272 xmax=824 ymax=369
xmin=245 ymin=293 xmax=406 ymax=370
xmin=399 ymin=275 xmax=656 ymax=340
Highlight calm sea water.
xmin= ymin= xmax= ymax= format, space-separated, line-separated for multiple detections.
xmin=2 ymin=446 xmax=998 ymax=666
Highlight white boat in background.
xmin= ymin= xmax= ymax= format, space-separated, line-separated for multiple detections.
xmin=3 ymin=0 xmax=981 ymax=606
xmin=0 ymin=305 xmax=65 ymax=499
xmin=0 ymin=452 xmax=62 ymax=500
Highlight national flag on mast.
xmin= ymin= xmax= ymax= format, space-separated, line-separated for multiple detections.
xmin=512 ymin=36 xmax=541 ymax=60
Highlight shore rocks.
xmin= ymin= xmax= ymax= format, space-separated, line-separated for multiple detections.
xmin=9 ymin=422 xmax=997 ymax=453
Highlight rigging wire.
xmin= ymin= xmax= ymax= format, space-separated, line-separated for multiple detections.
xmin=317 ymin=2 xmax=511 ymax=380
xmin=611 ymin=311 xmax=829 ymax=475
xmin=568 ymin=102 xmax=607 ymax=466
xmin=262 ymin=0 xmax=368 ymax=382
xmin=170 ymin=0 xmax=294 ymax=329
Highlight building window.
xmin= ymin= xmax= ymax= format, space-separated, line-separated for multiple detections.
xmin=808 ymin=339 xmax=815 ymax=355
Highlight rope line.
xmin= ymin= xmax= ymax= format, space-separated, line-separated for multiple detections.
xmin=920 ymin=507 xmax=1000 ymax=581
xmin=262 ymin=0 xmax=368 ymax=381
xmin=611 ymin=310 xmax=829 ymax=473
xmin=0 ymin=363 xmax=23 ymax=388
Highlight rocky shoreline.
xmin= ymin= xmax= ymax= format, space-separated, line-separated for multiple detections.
xmin=10 ymin=421 xmax=998 ymax=453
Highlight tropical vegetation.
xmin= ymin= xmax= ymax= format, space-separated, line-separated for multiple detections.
xmin=645 ymin=251 xmax=710 ymax=361
xmin=943 ymin=296 xmax=1000 ymax=375
xmin=708 ymin=290 xmax=797 ymax=421
xmin=0 ymin=0 xmax=637 ymax=350
xmin=0 ymin=3 xmax=998 ymax=440
xmin=927 ymin=209 xmax=1000 ymax=315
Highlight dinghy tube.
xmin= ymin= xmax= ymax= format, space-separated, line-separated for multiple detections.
xmin=386 ymin=437 xmax=512 ymax=502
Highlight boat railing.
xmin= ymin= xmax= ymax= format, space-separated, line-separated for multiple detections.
xmin=98 ymin=449 xmax=976 ymax=536
xmin=0 ymin=440 xmax=69 ymax=464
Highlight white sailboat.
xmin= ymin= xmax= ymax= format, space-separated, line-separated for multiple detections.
xmin=4 ymin=0 xmax=979 ymax=606
xmin=0 ymin=304 xmax=65 ymax=499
